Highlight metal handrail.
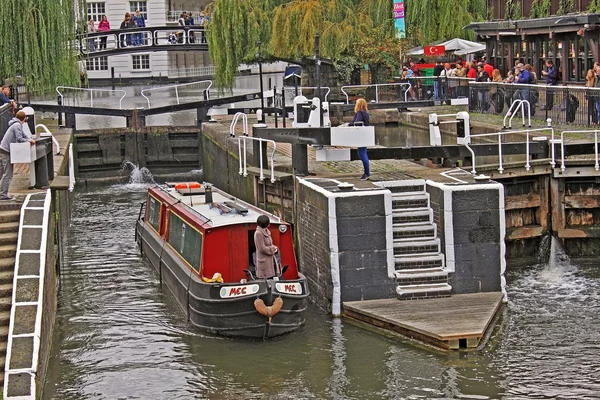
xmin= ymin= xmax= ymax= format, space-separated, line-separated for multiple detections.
xmin=503 ymin=99 xmax=531 ymax=129
xmin=141 ymin=79 xmax=212 ymax=108
xmin=35 ymin=124 xmax=61 ymax=155
xmin=238 ymin=136 xmax=277 ymax=183
xmin=230 ymin=112 xmax=249 ymax=177
xmin=559 ymin=130 xmax=600 ymax=171
xmin=465 ymin=127 xmax=555 ymax=175
xmin=55 ymin=86 xmax=127 ymax=109
xmin=68 ymin=143 xmax=76 ymax=191
xmin=284 ymin=86 xmax=331 ymax=102
xmin=340 ymin=83 xmax=411 ymax=104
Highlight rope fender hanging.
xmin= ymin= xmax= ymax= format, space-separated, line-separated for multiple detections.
xmin=254 ymin=297 xmax=283 ymax=322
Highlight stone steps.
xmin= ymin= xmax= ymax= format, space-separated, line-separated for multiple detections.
xmin=0 ymin=207 xmax=20 ymax=389
xmin=396 ymin=283 xmax=452 ymax=300
xmin=395 ymin=267 xmax=449 ymax=285
xmin=394 ymin=254 xmax=445 ymax=270
xmin=392 ymin=223 xmax=436 ymax=241
xmin=378 ymin=180 xmax=450 ymax=301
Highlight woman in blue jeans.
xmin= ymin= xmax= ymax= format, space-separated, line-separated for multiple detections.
xmin=349 ymin=98 xmax=370 ymax=180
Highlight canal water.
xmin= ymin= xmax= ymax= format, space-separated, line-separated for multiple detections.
xmin=42 ymin=182 xmax=600 ymax=399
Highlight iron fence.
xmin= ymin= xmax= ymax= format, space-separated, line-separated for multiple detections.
xmin=0 ymin=104 xmax=13 ymax=140
xmin=394 ymin=76 xmax=473 ymax=102
xmin=468 ymin=82 xmax=600 ymax=126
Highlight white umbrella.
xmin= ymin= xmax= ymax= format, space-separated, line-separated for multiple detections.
xmin=407 ymin=38 xmax=485 ymax=56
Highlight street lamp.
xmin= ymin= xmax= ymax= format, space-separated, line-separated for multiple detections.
xmin=257 ymin=40 xmax=265 ymax=123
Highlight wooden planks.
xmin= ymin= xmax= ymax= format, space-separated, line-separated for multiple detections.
xmin=343 ymin=292 xmax=504 ymax=349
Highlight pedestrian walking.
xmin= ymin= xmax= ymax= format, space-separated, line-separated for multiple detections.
xmin=87 ymin=18 xmax=96 ymax=52
xmin=0 ymin=110 xmax=36 ymax=200
xmin=541 ymin=59 xmax=558 ymax=110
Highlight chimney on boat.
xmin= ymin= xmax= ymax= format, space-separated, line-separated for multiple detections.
xmin=205 ymin=184 xmax=213 ymax=205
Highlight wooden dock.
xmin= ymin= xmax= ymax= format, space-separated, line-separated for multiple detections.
xmin=343 ymin=292 xmax=504 ymax=350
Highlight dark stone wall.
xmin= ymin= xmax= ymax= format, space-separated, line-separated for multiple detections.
xmin=450 ymin=188 xmax=502 ymax=294
xmin=335 ymin=194 xmax=396 ymax=303
xmin=295 ymin=180 xmax=333 ymax=312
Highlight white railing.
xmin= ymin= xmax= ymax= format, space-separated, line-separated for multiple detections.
xmin=168 ymin=65 xmax=216 ymax=79
xmin=230 ymin=113 xmax=276 ymax=182
xmin=3 ymin=190 xmax=51 ymax=400
xmin=464 ymin=127 xmax=555 ymax=175
xmin=341 ymin=82 xmax=411 ymax=104
xmin=140 ymin=79 xmax=212 ymax=108
xmin=503 ymin=99 xmax=532 ymax=129
xmin=35 ymin=124 xmax=61 ymax=155
xmin=559 ymin=130 xmax=600 ymax=172
xmin=283 ymin=86 xmax=331 ymax=102
xmin=238 ymin=136 xmax=277 ymax=183
xmin=68 ymin=143 xmax=76 ymax=191
xmin=56 ymin=86 xmax=127 ymax=109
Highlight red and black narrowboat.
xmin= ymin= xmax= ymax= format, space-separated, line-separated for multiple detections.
xmin=135 ymin=182 xmax=309 ymax=339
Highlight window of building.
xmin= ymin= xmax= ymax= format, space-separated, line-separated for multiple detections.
xmin=168 ymin=213 xmax=202 ymax=271
xmin=86 ymin=56 xmax=108 ymax=71
xmin=87 ymin=2 xmax=106 ymax=22
xmin=132 ymin=54 xmax=150 ymax=70
xmin=147 ymin=196 xmax=161 ymax=232
xmin=129 ymin=1 xmax=148 ymax=20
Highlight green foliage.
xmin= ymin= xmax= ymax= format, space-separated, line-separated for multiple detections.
xmin=557 ymin=0 xmax=576 ymax=15
xmin=588 ymin=0 xmax=600 ymax=12
xmin=405 ymin=0 xmax=486 ymax=45
xmin=504 ymin=0 xmax=522 ymax=20
xmin=0 ymin=0 xmax=84 ymax=93
xmin=333 ymin=56 xmax=362 ymax=84
xmin=530 ymin=0 xmax=551 ymax=18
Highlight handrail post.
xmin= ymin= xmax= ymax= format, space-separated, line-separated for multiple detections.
xmin=175 ymin=87 xmax=179 ymax=104
xmin=595 ymin=130 xmax=599 ymax=171
xmin=498 ymin=135 xmax=504 ymax=174
xmin=375 ymin=85 xmax=379 ymax=103
xmin=525 ymin=130 xmax=531 ymax=171
xmin=561 ymin=132 xmax=566 ymax=171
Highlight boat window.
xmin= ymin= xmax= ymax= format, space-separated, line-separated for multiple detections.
xmin=168 ymin=212 xmax=202 ymax=272
xmin=147 ymin=196 xmax=160 ymax=232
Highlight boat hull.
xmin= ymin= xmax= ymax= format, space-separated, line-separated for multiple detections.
xmin=136 ymin=220 xmax=308 ymax=339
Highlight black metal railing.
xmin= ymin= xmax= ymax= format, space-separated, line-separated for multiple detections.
xmin=393 ymin=77 xmax=473 ymax=102
xmin=468 ymin=82 xmax=600 ymax=126
xmin=0 ymin=104 xmax=13 ymax=140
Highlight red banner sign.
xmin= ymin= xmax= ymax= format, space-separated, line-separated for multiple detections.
xmin=424 ymin=45 xmax=445 ymax=56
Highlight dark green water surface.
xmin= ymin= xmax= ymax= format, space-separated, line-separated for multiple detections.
xmin=43 ymin=184 xmax=600 ymax=399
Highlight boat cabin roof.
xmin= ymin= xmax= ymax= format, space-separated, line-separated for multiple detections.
xmin=150 ymin=183 xmax=283 ymax=229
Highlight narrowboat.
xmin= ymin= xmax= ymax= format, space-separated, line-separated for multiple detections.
xmin=135 ymin=182 xmax=308 ymax=339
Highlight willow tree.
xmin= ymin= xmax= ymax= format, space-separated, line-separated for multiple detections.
xmin=206 ymin=0 xmax=403 ymax=88
xmin=0 ymin=0 xmax=83 ymax=93
xmin=405 ymin=0 xmax=486 ymax=45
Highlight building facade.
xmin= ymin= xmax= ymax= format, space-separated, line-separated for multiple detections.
xmin=85 ymin=0 xmax=212 ymax=81
xmin=468 ymin=0 xmax=600 ymax=82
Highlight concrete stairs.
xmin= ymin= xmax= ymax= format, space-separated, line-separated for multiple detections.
xmin=377 ymin=180 xmax=451 ymax=300
xmin=0 ymin=205 xmax=21 ymax=388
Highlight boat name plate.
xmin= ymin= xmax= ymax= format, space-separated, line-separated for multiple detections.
xmin=275 ymin=282 xmax=303 ymax=295
xmin=220 ymin=284 xmax=260 ymax=298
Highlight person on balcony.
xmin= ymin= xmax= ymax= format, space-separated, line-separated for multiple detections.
xmin=120 ymin=13 xmax=135 ymax=47
xmin=97 ymin=15 xmax=110 ymax=50
xmin=133 ymin=10 xmax=146 ymax=46
xmin=87 ymin=18 xmax=96 ymax=52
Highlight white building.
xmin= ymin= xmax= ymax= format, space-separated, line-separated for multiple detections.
xmin=85 ymin=0 xmax=212 ymax=81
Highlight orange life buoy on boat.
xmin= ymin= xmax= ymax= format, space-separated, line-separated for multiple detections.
xmin=174 ymin=182 xmax=201 ymax=190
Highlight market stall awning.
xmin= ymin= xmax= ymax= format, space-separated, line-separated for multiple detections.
xmin=407 ymin=38 xmax=485 ymax=56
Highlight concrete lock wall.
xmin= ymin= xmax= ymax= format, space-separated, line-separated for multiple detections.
xmin=426 ymin=181 xmax=507 ymax=300
xmin=296 ymin=178 xmax=395 ymax=315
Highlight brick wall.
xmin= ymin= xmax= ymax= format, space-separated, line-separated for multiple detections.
xmin=296 ymin=179 xmax=333 ymax=312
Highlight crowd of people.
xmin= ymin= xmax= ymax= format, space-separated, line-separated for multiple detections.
xmin=85 ymin=9 xmax=210 ymax=51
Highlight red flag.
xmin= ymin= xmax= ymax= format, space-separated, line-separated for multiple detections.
xmin=424 ymin=45 xmax=445 ymax=56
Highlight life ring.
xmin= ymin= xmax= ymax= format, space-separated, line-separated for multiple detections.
xmin=254 ymin=297 xmax=283 ymax=320
xmin=174 ymin=182 xmax=201 ymax=190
